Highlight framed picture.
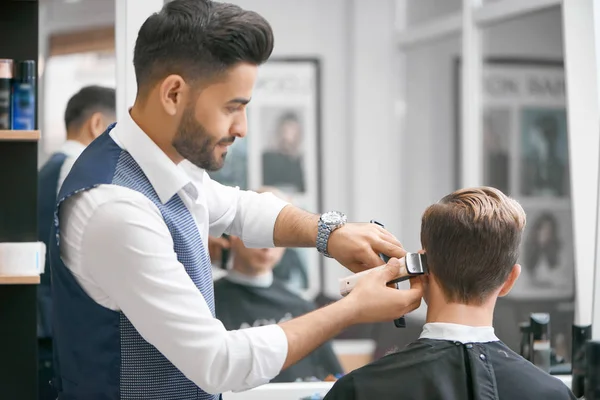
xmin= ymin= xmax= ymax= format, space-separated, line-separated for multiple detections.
xmin=510 ymin=207 xmax=575 ymax=300
xmin=454 ymin=58 xmax=575 ymax=301
xmin=208 ymin=58 xmax=323 ymax=300
xmin=520 ymin=107 xmax=569 ymax=198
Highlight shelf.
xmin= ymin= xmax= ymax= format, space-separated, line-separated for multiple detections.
xmin=0 ymin=130 xmax=40 ymax=141
xmin=0 ymin=275 xmax=40 ymax=285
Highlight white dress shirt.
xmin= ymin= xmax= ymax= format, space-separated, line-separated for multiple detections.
xmin=56 ymin=139 xmax=86 ymax=195
xmin=419 ymin=322 xmax=499 ymax=343
xmin=58 ymin=111 xmax=290 ymax=394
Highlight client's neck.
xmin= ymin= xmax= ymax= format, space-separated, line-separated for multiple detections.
xmin=426 ymin=288 xmax=497 ymax=327
xmin=227 ymin=261 xmax=273 ymax=288
xmin=231 ymin=258 xmax=271 ymax=278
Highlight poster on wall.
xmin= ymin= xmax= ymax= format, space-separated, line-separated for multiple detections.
xmin=456 ymin=59 xmax=574 ymax=301
xmin=520 ymin=107 xmax=569 ymax=198
xmin=510 ymin=207 xmax=575 ymax=300
xmin=208 ymin=58 xmax=322 ymax=300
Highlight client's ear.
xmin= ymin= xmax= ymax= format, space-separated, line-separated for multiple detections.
xmin=498 ymin=264 xmax=521 ymax=297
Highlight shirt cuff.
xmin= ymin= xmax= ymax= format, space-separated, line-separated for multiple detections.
xmin=241 ymin=192 xmax=289 ymax=248
xmin=233 ymin=324 xmax=288 ymax=392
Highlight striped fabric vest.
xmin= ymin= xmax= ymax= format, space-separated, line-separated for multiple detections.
xmin=50 ymin=124 xmax=218 ymax=399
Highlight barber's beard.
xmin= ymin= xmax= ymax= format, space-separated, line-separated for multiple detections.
xmin=172 ymin=107 xmax=227 ymax=171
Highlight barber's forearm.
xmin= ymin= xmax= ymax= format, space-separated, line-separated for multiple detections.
xmin=273 ymin=204 xmax=320 ymax=248
xmin=278 ymin=297 xmax=356 ymax=370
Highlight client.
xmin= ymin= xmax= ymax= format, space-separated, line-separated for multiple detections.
xmin=325 ymin=187 xmax=575 ymax=399
xmin=214 ymin=187 xmax=343 ymax=383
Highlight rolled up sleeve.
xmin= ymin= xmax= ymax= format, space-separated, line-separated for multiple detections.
xmin=225 ymin=325 xmax=288 ymax=392
xmin=204 ymin=173 xmax=289 ymax=248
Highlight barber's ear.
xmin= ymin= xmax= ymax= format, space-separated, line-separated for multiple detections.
xmin=159 ymin=75 xmax=188 ymax=116
xmin=498 ymin=264 xmax=521 ymax=297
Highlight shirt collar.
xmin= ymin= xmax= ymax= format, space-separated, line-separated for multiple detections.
xmin=419 ymin=322 xmax=499 ymax=344
xmin=59 ymin=140 xmax=86 ymax=158
xmin=109 ymin=110 xmax=192 ymax=204
xmin=225 ymin=269 xmax=274 ymax=288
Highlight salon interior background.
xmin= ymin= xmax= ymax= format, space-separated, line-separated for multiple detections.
xmin=39 ymin=0 xmax=574 ymax=356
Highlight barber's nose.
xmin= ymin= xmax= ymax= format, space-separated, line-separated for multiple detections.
xmin=231 ymin=113 xmax=248 ymax=138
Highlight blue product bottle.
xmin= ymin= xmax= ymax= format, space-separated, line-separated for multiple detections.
xmin=11 ymin=60 xmax=36 ymax=130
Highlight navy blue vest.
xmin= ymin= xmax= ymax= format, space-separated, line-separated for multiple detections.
xmin=50 ymin=124 xmax=218 ymax=399
xmin=37 ymin=151 xmax=68 ymax=338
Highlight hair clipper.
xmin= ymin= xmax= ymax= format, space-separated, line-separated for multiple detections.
xmin=338 ymin=220 xmax=428 ymax=327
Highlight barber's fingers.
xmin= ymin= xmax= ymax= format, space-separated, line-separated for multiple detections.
xmin=372 ymin=225 xmax=403 ymax=245
xmin=387 ymin=282 xmax=424 ymax=316
xmin=404 ymin=296 xmax=423 ymax=314
xmin=373 ymin=238 xmax=406 ymax=260
xmin=377 ymin=258 xmax=408 ymax=283
xmin=360 ymin=249 xmax=387 ymax=270
xmin=408 ymin=276 xmax=423 ymax=291
xmin=382 ymin=231 xmax=404 ymax=249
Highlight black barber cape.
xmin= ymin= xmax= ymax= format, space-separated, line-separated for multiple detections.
xmin=214 ymin=276 xmax=343 ymax=382
xmin=324 ymin=339 xmax=576 ymax=400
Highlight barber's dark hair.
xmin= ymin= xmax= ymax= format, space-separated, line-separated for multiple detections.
xmin=133 ymin=0 xmax=274 ymax=93
xmin=64 ymin=85 xmax=116 ymax=132
xmin=421 ymin=187 xmax=526 ymax=305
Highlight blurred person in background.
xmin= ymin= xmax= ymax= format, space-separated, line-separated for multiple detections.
xmin=212 ymin=187 xmax=343 ymax=382
xmin=36 ymin=85 xmax=115 ymax=400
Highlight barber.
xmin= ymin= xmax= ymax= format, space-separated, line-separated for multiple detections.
xmin=49 ymin=1 xmax=423 ymax=399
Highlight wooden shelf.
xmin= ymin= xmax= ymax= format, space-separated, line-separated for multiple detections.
xmin=0 ymin=275 xmax=40 ymax=285
xmin=0 ymin=130 xmax=40 ymax=141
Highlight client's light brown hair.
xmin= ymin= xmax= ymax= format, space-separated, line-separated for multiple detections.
xmin=420 ymin=186 xmax=526 ymax=305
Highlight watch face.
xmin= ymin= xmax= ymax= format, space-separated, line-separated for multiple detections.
xmin=322 ymin=211 xmax=346 ymax=225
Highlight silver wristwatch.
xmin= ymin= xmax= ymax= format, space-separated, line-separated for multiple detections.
xmin=317 ymin=211 xmax=347 ymax=258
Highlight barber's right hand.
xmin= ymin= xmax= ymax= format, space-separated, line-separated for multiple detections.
xmin=344 ymin=258 xmax=423 ymax=324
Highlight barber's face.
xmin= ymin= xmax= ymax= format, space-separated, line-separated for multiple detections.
xmin=172 ymin=63 xmax=257 ymax=171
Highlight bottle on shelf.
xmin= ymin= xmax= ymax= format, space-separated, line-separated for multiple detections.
xmin=11 ymin=59 xmax=36 ymax=130
xmin=529 ymin=313 xmax=551 ymax=373
xmin=519 ymin=321 xmax=531 ymax=361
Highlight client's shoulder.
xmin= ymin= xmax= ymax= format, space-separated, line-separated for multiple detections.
xmin=351 ymin=338 xmax=457 ymax=378
xmin=488 ymin=342 xmax=575 ymax=398
xmin=325 ymin=339 xmax=461 ymax=399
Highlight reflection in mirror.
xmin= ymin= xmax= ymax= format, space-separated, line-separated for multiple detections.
xmin=477 ymin=6 xmax=574 ymax=366
xmin=38 ymin=0 xmax=115 ymax=164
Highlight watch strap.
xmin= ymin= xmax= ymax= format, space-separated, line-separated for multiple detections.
xmin=317 ymin=219 xmax=333 ymax=258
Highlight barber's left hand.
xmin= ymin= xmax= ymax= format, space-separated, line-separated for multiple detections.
xmin=327 ymin=223 xmax=406 ymax=273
